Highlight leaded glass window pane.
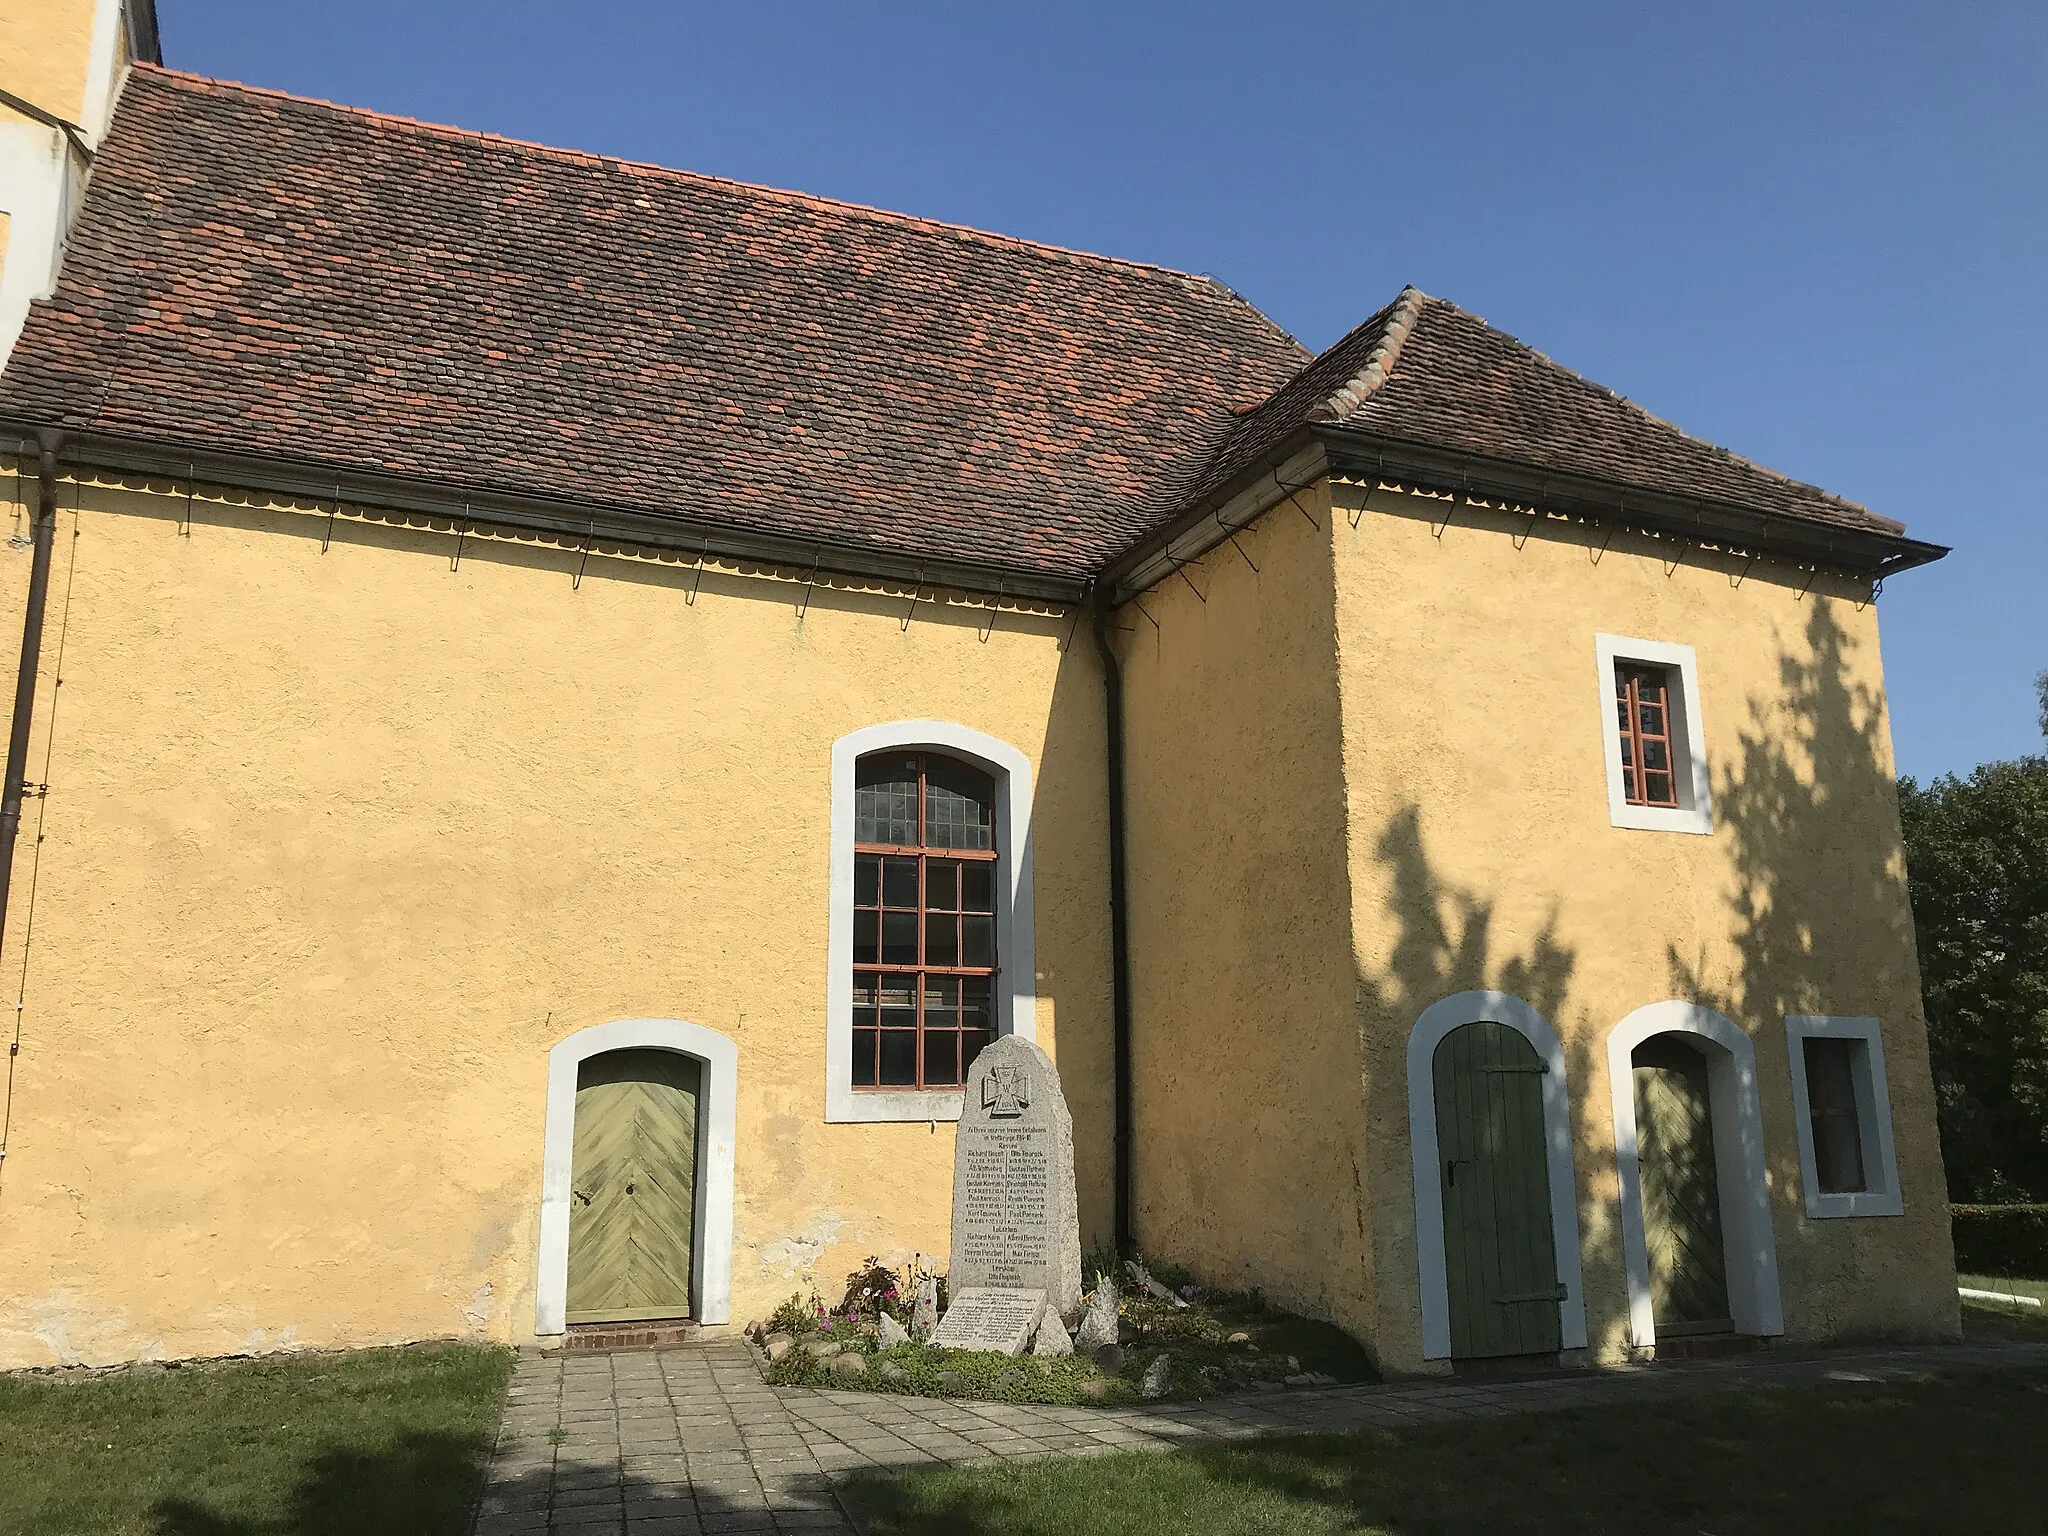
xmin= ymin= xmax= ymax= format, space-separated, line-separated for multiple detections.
xmin=856 ymin=756 xmax=921 ymax=845
xmin=851 ymin=749 xmax=1000 ymax=1091
xmin=924 ymin=757 xmax=994 ymax=851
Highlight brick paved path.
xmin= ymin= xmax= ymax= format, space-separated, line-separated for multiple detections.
xmin=471 ymin=1338 xmax=2048 ymax=1535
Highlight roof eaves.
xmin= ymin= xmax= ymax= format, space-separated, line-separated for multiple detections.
xmin=1313 ymin=424 xmax=1948 ymax=580
xmin=1 ymin=422 xmax=1093 ymax=606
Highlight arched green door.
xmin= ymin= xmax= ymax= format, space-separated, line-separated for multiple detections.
xmin=1632 ymin=1036 xmax=1731 ymax=1335
xmin=565 ymin=1048 xmax=700 ymax=1324
xmin=1434 ymin=1021 xmax=1564 ymax=1358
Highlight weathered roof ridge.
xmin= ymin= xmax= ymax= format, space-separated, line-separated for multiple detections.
xmin=1403 ymin=290 xmax=1881 ymax=521
xmin=127 ymin=64 xmax=1261 ymax=303
xmin=1310 ymin=285 xmax=1428 ymax=422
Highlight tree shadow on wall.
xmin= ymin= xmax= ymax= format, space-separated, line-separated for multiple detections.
xmin=1668 ymin=600 xmax=1912 ymax=1045
xmin=1663 ymin=596 xmax=1943 ymax=1326
xmin=1355 ymin=805 xmax=1627 ymax=1359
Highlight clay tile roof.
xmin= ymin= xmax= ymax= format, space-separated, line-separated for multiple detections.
xmin=1 ymin=68 xmax=1917 ymax=587
xmin=1186 ymin=287 xmax=1905 ymax=539
xmin=0 ymin=66 xmax=1308 ymax=582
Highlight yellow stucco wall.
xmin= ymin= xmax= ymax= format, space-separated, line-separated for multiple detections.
xmin=1328 ymin=482 xmax=1957 ymax=1372
xmin=0 ymin=474 xmax=1114 ymax=1368
xmin=1114 ymin=480 xmax=1381 ymax=1347
xmin=1114 ymin=473 xmax=1955 ymax=1375
xmin=0 ymin=0 xmax=105 ymax=128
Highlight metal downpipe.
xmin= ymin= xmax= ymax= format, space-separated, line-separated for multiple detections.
xmin=1088 ymin=584 xmax=1134 ymax=1256
xmin=0 ymin=429 xmax=61 ymax=966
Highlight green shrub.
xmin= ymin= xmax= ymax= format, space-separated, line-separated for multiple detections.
xmin=767 ymin=1290 xmax=823 ymax=1338
xmin=1951 ymin=1204 xmax=2048 ymax=1278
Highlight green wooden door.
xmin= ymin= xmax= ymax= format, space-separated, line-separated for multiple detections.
xmin=1433 ymin=1022 xmax=1564 ymax=1358
xmin=1632 ymin=1037 xmax=1731 ymax=1335
xmin=565 ymin=1048 xmax=700 ymax=1324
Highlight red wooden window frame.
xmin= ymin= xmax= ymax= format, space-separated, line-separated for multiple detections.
xmin=1614 ymin=664 xmax=1680 ymax=808
xmin=851 ymin=753 xmax=997 ymax=1091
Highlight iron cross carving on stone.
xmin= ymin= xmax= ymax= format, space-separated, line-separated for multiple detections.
xmin=982 ymin=1063 xmax=1030 ymax=1118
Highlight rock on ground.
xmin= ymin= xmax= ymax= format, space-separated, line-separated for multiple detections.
xmin=1126 ymin=1258 xmax=1190 ymax=1309
xmin=878 ymin=1312 xmax=909 ymax=1348
xmin=763 ymin=1332 xmax=794 ymax=1362
xmin=1074 ymin=1273 xmax=1120 ymax=1351
xmin=829 ymin=1351 xmax=869 ymax=1380
xmin=1140 ymin=1353 xmax=1172 ymax=1398
xmin=1031 ymin=1309 xmax=1074 ymax=1357
xmin=911 ymin=1273 xmax=940 ymax=1342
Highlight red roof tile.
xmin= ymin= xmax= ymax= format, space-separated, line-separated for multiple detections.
xmin=1194 ymin=288 xmax=1905 ymax=538
xmin=0 ymin=70 xmax=1922 ymax=585
xmin=0 ymin=67 xmax=1307 ymax=581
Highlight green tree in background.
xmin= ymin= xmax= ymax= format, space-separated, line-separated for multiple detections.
xmin=1898 ymin=675 xmax=2048 ymax=1201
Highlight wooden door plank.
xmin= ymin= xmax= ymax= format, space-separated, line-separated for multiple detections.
xmin=566 ymin=1050 xmax=701 ymax=1325
xmin=1634 ymin=1044 xmax=1731 ymax=1333
xmin=1435 ymin=1022 xmax=1561 ymax=1359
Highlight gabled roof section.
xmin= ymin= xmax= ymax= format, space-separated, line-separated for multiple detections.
xmin=1181 ymin=288 xmax=1906 ymax=541
xmin=0 ymin=67 xmax=1308 ymax=583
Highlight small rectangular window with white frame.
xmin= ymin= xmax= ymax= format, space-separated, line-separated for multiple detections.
xmin=1594 ymin=634 xmax=1712 ymax=835
xmin=1785 ymin=1015 xmax=1903 ymax=1218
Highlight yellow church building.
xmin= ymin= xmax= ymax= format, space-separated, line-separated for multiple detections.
xmin=0 ymin=0 xmax=1959 ymax=1375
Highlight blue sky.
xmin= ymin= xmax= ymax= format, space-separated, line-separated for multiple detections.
xmin=159 ymin=1 xmax=2046 ymax=781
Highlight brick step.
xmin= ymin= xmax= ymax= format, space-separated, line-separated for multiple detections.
xmin=1652 ymin=1332 xmax=1763 ymax=1362
xmin=562 ymin=1318 xmax=698 ymax=1352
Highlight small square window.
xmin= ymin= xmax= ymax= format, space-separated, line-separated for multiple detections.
xmin=1595 ymin=635 xmax=1712 ymax=835
xmin=1785 ymin=1016 xmax=1902 ymax=1218
xmin=1614 ymin=664 xmax=1679 ymax=808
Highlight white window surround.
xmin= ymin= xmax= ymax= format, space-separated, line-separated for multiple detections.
xmin=1607 ymin=1000 xmax=1784 ymax=1349
xmin=825 ymin=721 xmax=1036 ymax=1124
xmin=1406 ymin=990 xmax=1588 ymax=1361
xmin=1595 ymin=633 xmax=1713 ymax=836
xmin=1784 ymin=1015 xmax=1903 ymax=1219
xmin=535 ymin=1017 xmax=738 ymax=1335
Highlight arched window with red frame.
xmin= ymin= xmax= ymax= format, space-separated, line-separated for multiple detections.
xmin=850 ymin=751 xmax=997 ymax=1090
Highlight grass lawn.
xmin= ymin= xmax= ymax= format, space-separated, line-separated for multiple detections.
xmin=1959 ymin=1272 xmax=2048 ymax=1345
xmin=0 ymin=1343 xmax=513 ymax=1536
xmin=842 ymin=1368 xmax=2048 ymax=1536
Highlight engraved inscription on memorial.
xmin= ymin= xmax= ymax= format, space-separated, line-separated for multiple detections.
xmin=946 ymin=1035 xmax=1084 ymax=1321
xmin=928 ymin=1286 xmax=1047 ymax=1353
xmin=957 ymin=1125 xmax=1050 ymax=1289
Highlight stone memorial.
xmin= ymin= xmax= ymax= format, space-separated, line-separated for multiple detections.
xmin=949 ymin=1035 xmax=1083 ymax=1313
xmin=929 ymin=1286 xmax=1046 ymax=1354
xmin=932 ymin=1035 xmax=1084 ymax=1354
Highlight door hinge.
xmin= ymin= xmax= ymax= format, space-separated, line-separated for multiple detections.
xmin=1477 ymin=1063 xmax=1548 ymax=1074
xmin=1492 ymin=1285 xmax=1568 ymax=1305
